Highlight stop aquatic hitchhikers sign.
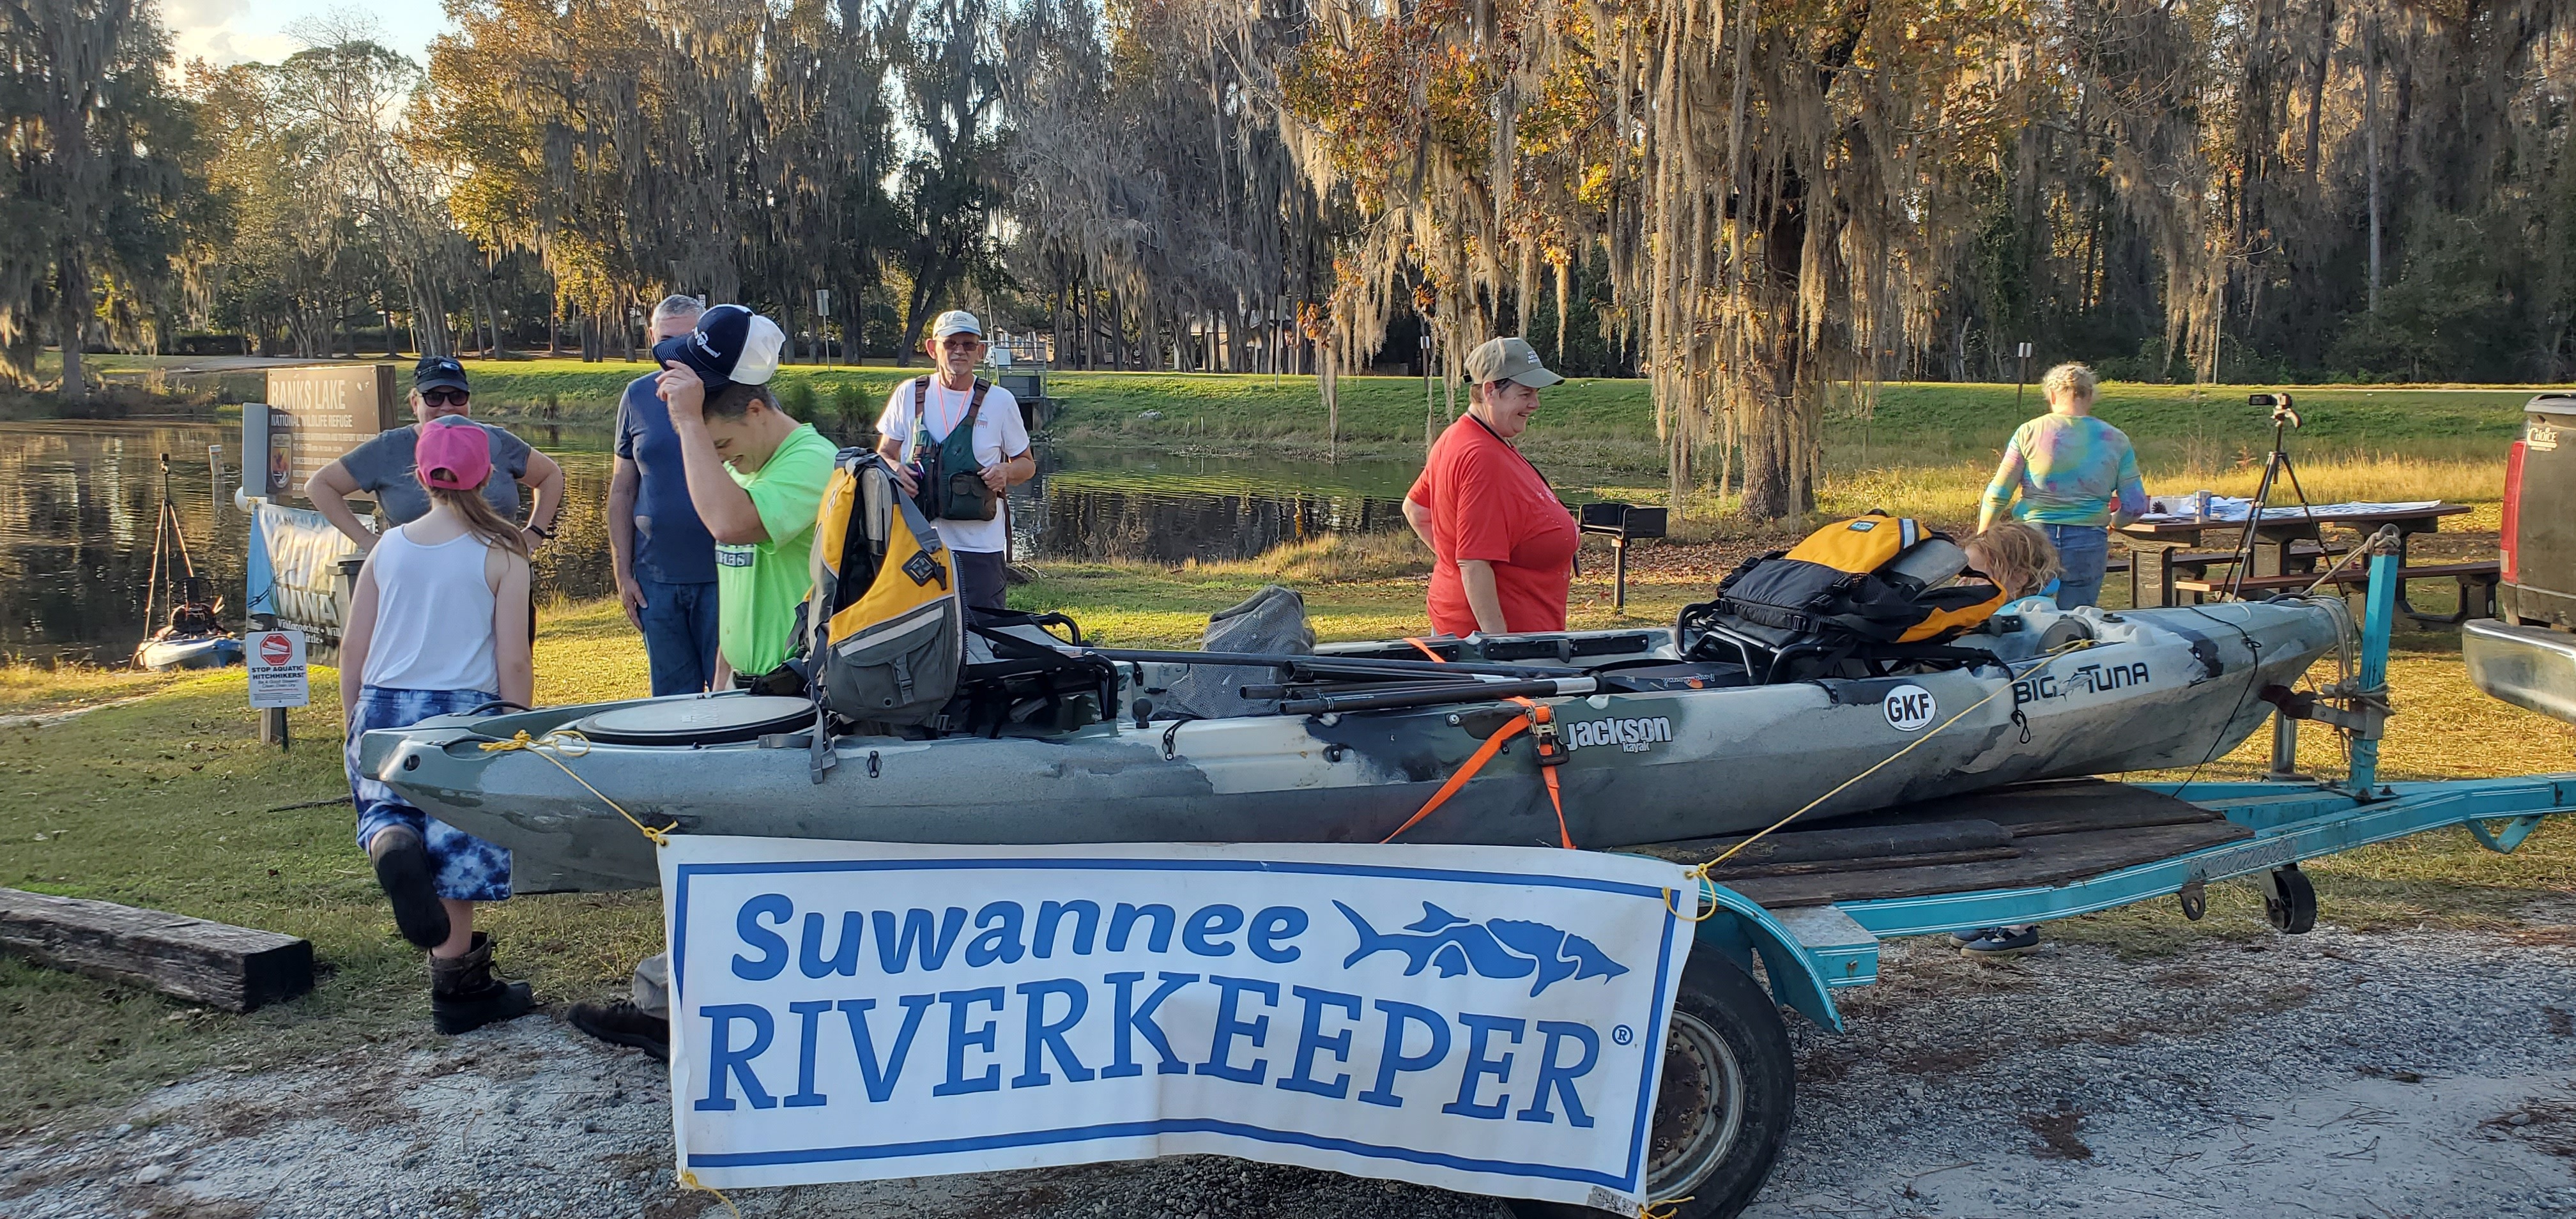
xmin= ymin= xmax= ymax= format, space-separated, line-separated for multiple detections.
xmin=657 ymin=838 xmax=1699 ymax=1209
xmin=245 ymin=629 xmax=308 ymax=709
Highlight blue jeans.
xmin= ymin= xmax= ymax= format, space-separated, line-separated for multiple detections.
xmin=636 ymin=578 xmax=719 ymax=696
xmin=347 ymin=686 xmax=512 ymax=901
xmin=2044 ymin=524 xmax=2111 ymax=609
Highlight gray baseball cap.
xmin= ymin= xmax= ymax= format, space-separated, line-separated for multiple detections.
xmin=931 ymin=310 xmax=983 ymax=340
xmin=1466 ymin=337 xmax=1563 ymax=388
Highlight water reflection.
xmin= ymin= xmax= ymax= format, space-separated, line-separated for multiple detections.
xmin=0 ymin=423 xmax=248 ymax=663
xmin=1015 ymin=450 xmax=1415 ymax=565
xmin=0 ymin=422 xmax=1430 ymax=660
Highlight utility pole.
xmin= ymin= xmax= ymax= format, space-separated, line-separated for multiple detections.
xmin=2013 ymin=341 xmax=2034 ymax=409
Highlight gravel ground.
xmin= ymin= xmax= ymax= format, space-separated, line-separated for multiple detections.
xmin=4 ymin=912 xmax=2570 ymax=1219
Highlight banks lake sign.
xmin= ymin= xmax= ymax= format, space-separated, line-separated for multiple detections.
xmin=659 ymin=838 xmax=1698 ymax=1210
xmin=247 ymin=365 xmax=401 ymax=500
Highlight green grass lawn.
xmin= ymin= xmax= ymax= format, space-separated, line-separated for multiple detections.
xmin=444 ymin=362 xmax=2540 ymax=516
xmin=0 ymin=606 xmax=666 ymax=1127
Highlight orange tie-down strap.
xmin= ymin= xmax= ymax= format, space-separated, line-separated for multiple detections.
xmin=1381 ymin=639 xmax=1577 ymax=850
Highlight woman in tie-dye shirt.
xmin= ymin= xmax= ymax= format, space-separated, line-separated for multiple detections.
xmin=1977 ymin=362 xmax=2148 ymax=609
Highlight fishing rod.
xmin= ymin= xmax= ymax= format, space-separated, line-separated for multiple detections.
xmin=1090 ymin=647 xmax=1588 ymax=682
xmin=1275 ymin=677 xmax=1600 ymax=716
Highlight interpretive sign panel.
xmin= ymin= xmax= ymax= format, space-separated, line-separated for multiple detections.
xmin=263 ymin=365 xmax=399 ymax=498
xmin=245 ymin=629 xmax=309 ymax=709
xmin=659 ymin=839 xmax=1696 ymax=1209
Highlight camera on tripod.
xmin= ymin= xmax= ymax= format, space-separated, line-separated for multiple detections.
xmin=2248 ymin=391 xmax=2301 ymax=429
xmin=2218 ymin=391 xmax=2320 ymax=597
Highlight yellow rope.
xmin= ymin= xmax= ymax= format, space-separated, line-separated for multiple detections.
xmin=676 ymin=1170 xmax=742 ymax=1218
xmin=1638 ymin=1195 xmax=1694 ymax=1219
xmin=476 ymin=729 xmax=675 ymax=848
xmin=1680 ymin=640 xmax=2100 ymax=892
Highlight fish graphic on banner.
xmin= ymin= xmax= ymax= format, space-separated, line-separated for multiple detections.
xmin=1335 ymin=901 xmax=1630 ymax=996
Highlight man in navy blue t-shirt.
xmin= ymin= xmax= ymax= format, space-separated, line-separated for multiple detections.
xmin=610 ymin=295 xmax=722 ymax=694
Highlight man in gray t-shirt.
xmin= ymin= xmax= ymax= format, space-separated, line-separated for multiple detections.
xmin=307 ymin=356 xmax=565 ymax=552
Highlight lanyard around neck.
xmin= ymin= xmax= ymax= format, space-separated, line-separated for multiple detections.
xmin=1469 ymin=413 xmax=1549 ymax=489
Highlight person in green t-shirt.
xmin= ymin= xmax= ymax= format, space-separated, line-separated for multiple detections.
xmin=660 ymin=365 xmax=834 ymax=686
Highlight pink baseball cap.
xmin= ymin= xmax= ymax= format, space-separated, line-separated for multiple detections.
xmin=415 ymin=418 xmax=493 ymax=490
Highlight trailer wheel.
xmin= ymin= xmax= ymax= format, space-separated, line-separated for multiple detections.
xmin=1500 ymin=946 xmax=1796 ymax=1219
xmin=2263 ymin=862 xmax=2317 ymax=933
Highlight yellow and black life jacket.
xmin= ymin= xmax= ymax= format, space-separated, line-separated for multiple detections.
xmin=806 ymin=450 xmax=965 ymax=726
xmin=1695 ymin=514 xmax=2007 ymax=647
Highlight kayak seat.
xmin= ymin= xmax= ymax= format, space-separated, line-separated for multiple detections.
xmin=939 ymin=613 xmax=1121 ymax=738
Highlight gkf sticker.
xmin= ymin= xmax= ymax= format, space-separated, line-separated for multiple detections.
xmin=1881 ymin=684 xmax=1936 ymax=732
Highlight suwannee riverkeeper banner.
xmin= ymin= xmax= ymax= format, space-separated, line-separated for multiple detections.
xmin=659 ymin=838 xmax=1699 ymax=1209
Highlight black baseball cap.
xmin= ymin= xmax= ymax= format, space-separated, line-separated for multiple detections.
xmin=650 ymin=303 xmax=785 ymax=395
xmin=413 ymin=356 xmax=470 ymax=394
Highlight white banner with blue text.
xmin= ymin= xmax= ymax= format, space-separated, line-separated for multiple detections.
xmin=659 ymin=838 xmax=1699 ymax=1208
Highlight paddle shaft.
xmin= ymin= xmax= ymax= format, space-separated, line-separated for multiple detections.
xmin=1092 ymin=647 xmax=1584 ymax=681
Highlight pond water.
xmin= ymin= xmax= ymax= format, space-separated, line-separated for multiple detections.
xmin=0 ymin=418 xmax=1427 ymax=662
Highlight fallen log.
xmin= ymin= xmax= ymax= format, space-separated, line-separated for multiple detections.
xmin=0 ymin=887 xmax=314 ymax=1013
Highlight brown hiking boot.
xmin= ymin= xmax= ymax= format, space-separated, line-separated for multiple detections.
xmin=429 ymin=932 xmax=536 ymax=1034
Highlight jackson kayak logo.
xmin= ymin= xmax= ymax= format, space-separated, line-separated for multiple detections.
xmin=1882 ymin=684 xmax=1937 ymax=732
xmin=1336 ymin=902 xmax=1629 ymax=996
xmin=1565 ymin=716 xmax=1671 ymax=753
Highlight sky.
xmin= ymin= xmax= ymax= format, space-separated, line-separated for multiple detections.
xmin=162 ymin=1 xmax=449 ymax=68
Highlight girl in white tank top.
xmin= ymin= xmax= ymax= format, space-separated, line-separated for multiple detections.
xmin=339 ymin=415 xmax=540 ymax=1034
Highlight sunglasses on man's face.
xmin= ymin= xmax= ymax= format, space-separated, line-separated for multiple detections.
xmin=422 ymin=388 xmax=470 ymax=406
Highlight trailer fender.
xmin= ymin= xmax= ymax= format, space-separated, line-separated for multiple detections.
xmin=1691 ymin=881 xmax=1846 ymax=1032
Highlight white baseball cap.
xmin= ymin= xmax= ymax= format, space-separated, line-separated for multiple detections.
xmin=931 ymin=310 xmax=983 ymax=340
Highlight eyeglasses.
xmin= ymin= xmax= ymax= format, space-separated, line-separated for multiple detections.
xmin=421 ymin=388 xmax=470 ymax=406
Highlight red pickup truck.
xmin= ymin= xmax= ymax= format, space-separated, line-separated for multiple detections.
xmin=2464 ymin=392 xmax=2576 ymax=723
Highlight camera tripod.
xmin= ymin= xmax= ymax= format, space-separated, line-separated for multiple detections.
xmin=2223 ymin=394 xmax=2322 ymax=599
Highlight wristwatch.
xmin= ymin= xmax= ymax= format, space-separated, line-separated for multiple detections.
xmin=527 ymin=523 xmax=558 ymax=541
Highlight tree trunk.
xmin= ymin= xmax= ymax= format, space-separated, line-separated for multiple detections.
xmin=2365 ymin=24 xmax=2383 ymax=314
xmin=1103 ymin=289 xmax=1119 ymax=369
xmin=1319 ymin=348 xmax=1338 ymax=463
xmin=56 ymin=286 xmax=87 ymax=404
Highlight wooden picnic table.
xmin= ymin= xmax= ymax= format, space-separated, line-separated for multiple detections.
xmin=2114 ymin=502 xmax=2471 ymax=608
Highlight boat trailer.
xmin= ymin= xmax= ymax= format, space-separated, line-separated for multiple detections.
xmin=1680 ymin=540 xmax=2573 ymax=1031
xmin=1602 ymin=540 xmax=2576 ymax=1219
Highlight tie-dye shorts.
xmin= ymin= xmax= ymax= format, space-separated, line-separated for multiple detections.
xmin=345 ymin=685 xmax=513 ymax=902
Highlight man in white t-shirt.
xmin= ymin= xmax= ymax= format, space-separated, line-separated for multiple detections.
xmin=875 ymin=309 xmax=1034 ymax=610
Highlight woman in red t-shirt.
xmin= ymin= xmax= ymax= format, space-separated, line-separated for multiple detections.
xmin=1403 ymin=337 xmax=1582 ymax=636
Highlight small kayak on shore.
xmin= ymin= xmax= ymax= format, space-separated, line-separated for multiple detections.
xmin=134 ymin=452 xmax=240 ymax=673
xmin=136 ymin=632 xmax=245 ymax=671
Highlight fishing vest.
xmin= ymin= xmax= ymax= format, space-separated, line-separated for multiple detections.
xmin=808 ymin=448 xmax=965 ymax=726
xmin=910 ymin=376 xmax=999 ymax=523
xmin=1696 ymin=514 xmax=2007 ymax=647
